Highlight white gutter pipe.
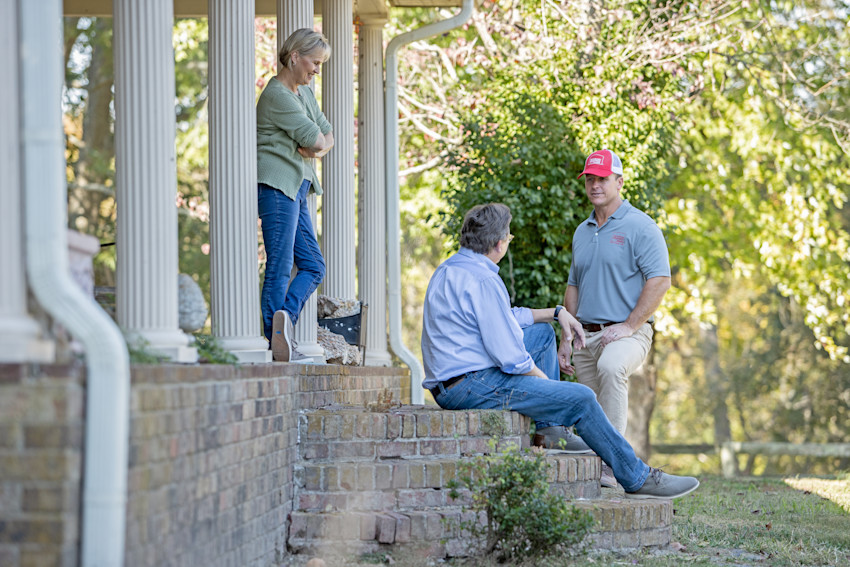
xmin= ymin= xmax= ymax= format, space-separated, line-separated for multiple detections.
xmin=20 ymin=1 xmax=131 ymax=566
xmin=385 ymin=0 xmax=475 ymax=405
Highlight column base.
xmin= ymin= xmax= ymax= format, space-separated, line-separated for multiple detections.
xmin=0 ymin=336 xmax=55 ymax=363
xmin=364 ymin=349 xmax=393 ymax=367
xmin=149 ymin=345 xmax=199 ymax=363
xmin=126 ymin=329 xmax=197 ymax=362
xmin=217 ymin=335 xmax=269 ymax=353
xmin=231 ymin=349 xmax=273 ymax=363
xmin=294 ymin=341 xmax=326 ymax=365
xmin=0 ymin=317 xmax=55 ymax=363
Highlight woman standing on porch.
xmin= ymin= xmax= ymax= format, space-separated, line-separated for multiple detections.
xmin=257 ymin=29 xmax=334 ymax=362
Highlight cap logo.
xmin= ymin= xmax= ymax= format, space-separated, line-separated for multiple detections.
xmin=588 ymin=157 xmax=604 ymax=165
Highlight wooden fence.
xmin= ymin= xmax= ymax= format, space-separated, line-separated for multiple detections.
xmin=653 ymin=442 xmax=850 ymax=478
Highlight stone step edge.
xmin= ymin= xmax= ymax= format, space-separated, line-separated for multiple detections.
xmin=299 ymin=434 xmax=530 ymax=462
xmin=294 ymin=454 xmax=601 ymax=513
xmin=299 ymin=406 xmax=531 ymax=443
xmin=295 ymin=454 xmax=602 ymax=498
xmin=289 ymin=498 xmax=672 ymax=556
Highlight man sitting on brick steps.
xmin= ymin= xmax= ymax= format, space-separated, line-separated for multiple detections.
xmin=421 ymin=203 xmax=699 ymax=500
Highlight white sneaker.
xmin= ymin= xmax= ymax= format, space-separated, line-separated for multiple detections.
xmin=288 ymin=346 xmax=312 ymax=363
xmin=271 ymin=310 xmax=294 ymax=362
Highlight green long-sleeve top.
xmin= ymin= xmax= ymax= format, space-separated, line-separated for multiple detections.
xmin=256 ymin=79 xmax=333 ymax=199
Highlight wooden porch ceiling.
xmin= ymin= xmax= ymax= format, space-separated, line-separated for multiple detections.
xmin=63 ymin=0 xmax=461 ymax=18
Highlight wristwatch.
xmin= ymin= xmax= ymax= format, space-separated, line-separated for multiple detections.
xmin=554 ymin=305 xmax=564 ymax=321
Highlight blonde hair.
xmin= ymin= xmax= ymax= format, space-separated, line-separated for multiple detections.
xmin=279 ymin=29 xmax=331 ymax=68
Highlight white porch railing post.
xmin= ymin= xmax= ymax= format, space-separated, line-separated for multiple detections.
xmin=114 ymin=0 xmax=196 ymax=362
xmin=208 ymin=0 xmax=272 ymax=362
xmin=358 ymin=16 xmax=392 ymax=366
xmin=0 ymin=0 xmax=53 ymax=363
xmin=322 ymin=0 xmax=357 ymax=302
xmin=277 ymin=0 xmax=326 ymax=363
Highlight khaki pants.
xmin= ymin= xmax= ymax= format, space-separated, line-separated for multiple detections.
xmin=573 ymin=323 xmax=653 ymax=434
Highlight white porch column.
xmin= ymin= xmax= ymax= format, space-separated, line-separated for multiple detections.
xmin=0 ymin=0 xmax=52 ymax=363
xmin=277 ymin=0 xmax=325 ymax=363
xmin=114 ymin=0 xmax=196 ymax=362
xmin=208 ymin=0 xmax=271 ymax=362
xmin=358 ymin=17 xmax=392 ymax=366
xmin=322 ymin=0 xmax=356 ymax=300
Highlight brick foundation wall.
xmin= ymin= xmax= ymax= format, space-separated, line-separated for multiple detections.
xmin=0 ymin=363 xmax=85 ymax=567
xmin=0 ymin=362 xmax=410 ymax=567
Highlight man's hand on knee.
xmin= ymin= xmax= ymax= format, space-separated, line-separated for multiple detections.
xmin=599 ymin=322 xmax=636 ymax=348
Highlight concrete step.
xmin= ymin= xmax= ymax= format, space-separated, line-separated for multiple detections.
xmin=293 ymin=454 xmax=602 ymax=513
xmin=288 ymin=497 xmax=672 ymax=558
xmin=298 ymin=406 xmax=531 ymax=462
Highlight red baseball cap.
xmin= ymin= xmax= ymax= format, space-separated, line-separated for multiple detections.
xmin=577 ymin=149 xmax=623 ymax=178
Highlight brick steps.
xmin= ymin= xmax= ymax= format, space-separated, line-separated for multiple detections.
xmin=288 ymin=498 xmax=671 ymax=556
xmin=298 ymin=406 xmax=530 ymax=462
xmin=289 ymin=405 xmax=674 ymax=559
xmin=294 ymin=454 xmax=601 ymax=513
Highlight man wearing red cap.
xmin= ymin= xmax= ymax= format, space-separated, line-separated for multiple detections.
xmin=559 ymin=149 xmax=671 ymax=488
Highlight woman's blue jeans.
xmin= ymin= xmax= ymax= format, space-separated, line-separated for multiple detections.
xmin=433 ymin=323 xmax=650 ymax=492
xmin=259 ymin=180 xmax=326 ymax=341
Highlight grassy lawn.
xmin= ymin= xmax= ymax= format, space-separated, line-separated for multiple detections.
xmin=629 ymin=475 xmax=850 ymax=566
xmin=327 ymin=476 xmax=850 ymax=566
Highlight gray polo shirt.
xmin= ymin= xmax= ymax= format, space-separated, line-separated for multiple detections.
xmin=567 ymin=201 xmax=670 ymax=324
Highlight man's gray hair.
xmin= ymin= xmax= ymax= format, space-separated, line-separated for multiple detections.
xmin=460 ymin=203 xmax=512 ymax=254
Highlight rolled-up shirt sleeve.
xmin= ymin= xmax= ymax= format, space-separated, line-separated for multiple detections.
xmin=510 ymin=307 xmax=534 ymax=328
xmin=475 ymin=278 xmax=534 ymax=375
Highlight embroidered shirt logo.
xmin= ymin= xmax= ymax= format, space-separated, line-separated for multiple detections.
xmin=610 ymin=233 xmax=626 ymax=246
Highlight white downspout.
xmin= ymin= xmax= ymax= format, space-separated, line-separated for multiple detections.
xmin=385 ymin=0 xmax=475 ymax=405
xmin=19 ymin=2 xmax=131 ymax=566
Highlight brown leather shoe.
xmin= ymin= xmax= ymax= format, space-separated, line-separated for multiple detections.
xmin=532 ymin=426 xmax=594 ymax=454
xmin=600 ymin=464 xmax=619 ymax=488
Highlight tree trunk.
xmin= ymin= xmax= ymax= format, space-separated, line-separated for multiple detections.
xmin=701 ymin=322 xmax=735 ymax=475
xmin=626 ymin=338 xmax=657 ymax=461
xmin=68 ymin=17 xmax=114 ymax=231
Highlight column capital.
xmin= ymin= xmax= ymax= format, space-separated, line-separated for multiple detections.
xmin=358 ymin=14 xmax=387 ymax=26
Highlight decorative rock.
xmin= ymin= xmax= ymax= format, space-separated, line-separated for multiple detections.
xmin=317 ymin=294 xmax=360 ymax=318
xmin=317 ymin=325 xmax=361 ymax=366
xmin=178 ymin=274 xmax=207 ymax=332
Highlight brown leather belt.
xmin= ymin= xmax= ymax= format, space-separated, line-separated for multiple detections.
xmin=582 ymin=322 xmax=619 ymax=332
xmin=429 ymin=374 xmax=465 ymax=398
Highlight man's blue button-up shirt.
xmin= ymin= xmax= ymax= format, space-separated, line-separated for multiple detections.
xmin=421 ymin=248 xmax=534 ymax=389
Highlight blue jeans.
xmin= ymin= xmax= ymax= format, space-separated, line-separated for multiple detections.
xmin=259 ymin=181 xmax=326 ymax=341
xmin=433 ymin=323 xmax=650 ymax=492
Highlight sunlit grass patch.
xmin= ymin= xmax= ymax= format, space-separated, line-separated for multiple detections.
xmin=784 ymin=476 xmax=850 ymax=512
xmin=672 ymin=476 xmax=850 ymax=566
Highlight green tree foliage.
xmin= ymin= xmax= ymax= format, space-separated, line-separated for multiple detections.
xmin=393 ymin=0 xmax=850 ymax=462
xmin=665 ymin=1 xmax=850 ymax=361
xmin=64 ymin=18 xmax=214 ymax=321
xmin=437 ymin=0 xmax=702 ymax=307
xmin=173 ymin=19 xmax=213 ymax=312
xmin=653 ymin=0 xmax=850 ymax=467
